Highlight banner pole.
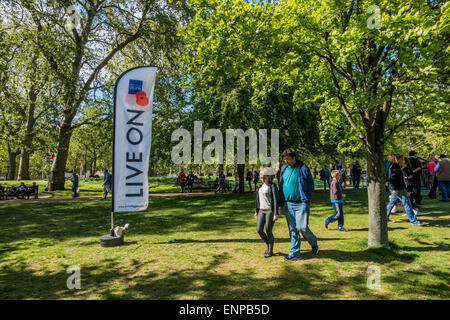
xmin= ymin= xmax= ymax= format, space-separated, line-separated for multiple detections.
xmin=111 ymin=211 xmax=114 ymax=231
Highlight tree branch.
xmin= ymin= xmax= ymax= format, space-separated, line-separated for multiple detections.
xmin=385 ymin=111 xmax=426 ymax=136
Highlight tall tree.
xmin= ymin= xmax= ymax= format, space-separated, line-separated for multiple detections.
xmin=182 ymin=0 xmax=322 ymax=191
xmin=184 ymin=0 xmax=448 ymax=247
xmin=19 ymin=0 xmax=188 ymax=190
xmin=275 ymin=0 xmax=447 ymax=248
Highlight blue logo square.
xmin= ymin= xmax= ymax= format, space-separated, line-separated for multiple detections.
xmin=128 ymin=79 xmax=143 ymax=94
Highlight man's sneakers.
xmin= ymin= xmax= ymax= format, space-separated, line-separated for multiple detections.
xmin=338 ymin=227 xmax=349 ymax=232
xmin=312 ymin=246 xmax=319 ymax=255
xmin=284 ymin=255 xmax=301 ymax=261
xmin=412 ymin=221 xmax=426 ymax=226
xmin=324 ymin=218 xmax=329 ymax=229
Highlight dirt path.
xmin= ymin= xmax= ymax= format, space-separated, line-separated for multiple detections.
xmin=0 ymin=186 xmax=353 ymax=205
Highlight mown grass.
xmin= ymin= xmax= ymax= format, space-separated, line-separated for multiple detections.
xmin=0 ymin=188 xmax=448 ymax=299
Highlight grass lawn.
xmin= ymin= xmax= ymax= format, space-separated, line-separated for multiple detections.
xmin=0 ymin=188 xmax=448 ymax=299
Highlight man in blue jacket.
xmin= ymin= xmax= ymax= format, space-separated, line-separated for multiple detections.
xmin=279 ymin=148 xmax=319 ymax=261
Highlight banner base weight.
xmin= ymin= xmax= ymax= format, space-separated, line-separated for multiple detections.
xmin=100 ymin=234 xmax=124 ymax=247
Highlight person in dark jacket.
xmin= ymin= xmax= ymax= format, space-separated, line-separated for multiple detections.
xmin=253 ymin=170 xmax=259 ymax=191
xmin=319 ymin=166 xmax=330 ymax=190
xmin=408 ymin=150 xmax=423 ymax=205
xmin=325 ymin=170 xmax=348 ymax=231
xmin=71 ymin=172 xmax=79 ymax=198
xmin=186 ymin=171 xmax=195 ymax=193
xmin=246 ymin=170 xmax=253 ymax=191
xmin=254 ymin=167 xmax=280 ymax=258
xmin=386 ymin=155 xmax=424 ymax=226
xmin=403 ymin=157 xmax=419 ymax=216
xmin=351 ymin=161 xmax=363 ymax=189
xmin=102 ymin=169 xmax=112 ymax=199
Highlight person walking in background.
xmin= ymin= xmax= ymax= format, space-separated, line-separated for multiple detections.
xmin=319 ymin=166 xmax=330 ymax=190
xmin=403 ymin=157 xmax=419 ymax=216
xmin=102 ymin=169 xmax=112 ymax=199
xmin=352 ymin=161 xmax=362 ymax=189
xmin=385 ymin=155 xmax=394 ymax=195
xmin=178 ymin=168 xmax=187 ymax=193
xmin=325 ymin=170 xmax=348 ymax=231
xmin=332 ymin=160 xmax=341 ymax=174
xmin=408 ymin=151 xmax=423 ymax=205
xmin=332 ymin=159 xmax=345 ymax=188
xmin=349 ymin=162 xmax=354 ymax=186
xmin=254 ymin=167 xmax=280 ymax=258
xmin=341 ymin=169 xmax=347 ymax=189
xmin=435 ymin=154 xmax=450 ymax=202
xmin=216 ymin=171 xmax=225 ymax=193
xmin=71 ymin=172 xmax=79 ymax=198
xmin=246 ymin=169 xmax=253 ymax=191
xmin=187 ymin=171 xmax=195 ymax=193
xmin=427 ymin=154 xmax=438 ymax=199
xmin=253 ymin=170 xmax=259 ymax=191
xmin=233 ymin=171 xmax=239 ymax=192
xmin=386 ymin=154 xmax=424 ymax=226
xmin=325 ymin=166 xmax=331 ymax=190
xmin=279 ymin=148 xmax=319 ymax=261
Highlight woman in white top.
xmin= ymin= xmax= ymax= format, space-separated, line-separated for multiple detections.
xmin=254 ymin=168 xmax=280 ymax=258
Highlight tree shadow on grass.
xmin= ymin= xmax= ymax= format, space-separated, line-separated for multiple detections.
xmin=1 ymin=244 xmax=448 ymax=300
xmin=153 ymin=237 xmax=344 ymax=244
xmin=0 ymin=195 xmax=257 ymax=245
xmin=350 ymin=227 xmax=408 ymax=232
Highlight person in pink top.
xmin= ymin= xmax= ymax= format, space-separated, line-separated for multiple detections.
xmin=427 ymin=154 xmax=438 ymax=199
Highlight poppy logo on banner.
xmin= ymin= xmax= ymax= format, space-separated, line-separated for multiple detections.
xmin=124 ymin=79 xmax=149 ymax=106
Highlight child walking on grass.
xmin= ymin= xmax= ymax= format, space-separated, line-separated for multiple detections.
xmin=254 ymin=167 xmax=280 ymax=258
xmin=325 ymin=170 xmax=348 ymax=231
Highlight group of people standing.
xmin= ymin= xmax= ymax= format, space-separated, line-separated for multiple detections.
xmin=385 ymin=151 xmax=449 ymax=226
xmin=68 ymin=169 xmax=113 ymax=199
xmin=246 ymin=169 xmax=260 ymax=192
xmin=319 ymin=160 xmax=363 ymax=191
xmin=427 ymin=154 xmax=450 ymax=202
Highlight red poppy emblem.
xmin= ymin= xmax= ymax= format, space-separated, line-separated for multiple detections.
xmin=135 ymin=91 xmax=149 ymax=106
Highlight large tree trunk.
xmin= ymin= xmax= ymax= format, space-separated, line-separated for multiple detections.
xmin=17 ymin=147 xmax=31 ymax=180
xmin=17 ymin=120 xmax=36 ymax=180
xmin=93 ymin=153 xmax=97 ymax=176
xmin=7 ymin=147 xmax=20 ymax=180
xmin=48 ymin=118 xmax=73 ymax=190
xmin=17 ymin=81 xmax=38 ymax=180
xmin=236 ymin=163 xmax=245 ymax=193
xmin=366 ymin=130 xmax=389 ymax=248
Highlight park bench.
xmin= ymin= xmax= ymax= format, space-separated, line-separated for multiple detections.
xmin=0 ymin=186 xmax=5 ymax=200
xmin=4 ymin=186 xmax=39 ymax=200
xmin=191 ymin=181 xmax=214 ymax=192
xmin=27 ymin=186 xmax=39 ymax=199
